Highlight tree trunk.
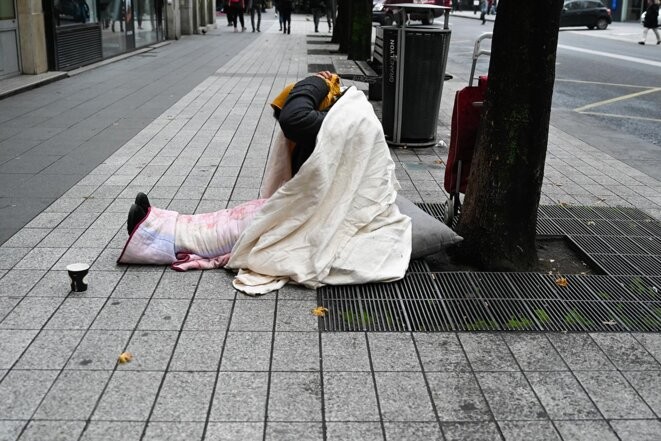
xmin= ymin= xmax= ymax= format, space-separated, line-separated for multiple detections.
xmin=347 ymin=0 xmax=372 ymax=60
xmin=455 ymin=0 xmax=564 ymax=271
xmin=336 ymin=0 xmax=349 ymax=51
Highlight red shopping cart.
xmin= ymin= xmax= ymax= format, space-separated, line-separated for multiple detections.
xmin=443 ymin=32 xmax=492 ymax=226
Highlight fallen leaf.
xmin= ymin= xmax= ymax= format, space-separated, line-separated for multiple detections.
xmin=586 ymin=221 xmax=595 ymax=226
xmin=117 ymin=352 xmax=133 ymax=364
xmin=555 ymin=277 xmax=568 ymax=287
xmin=602 ymin=320 xmax=617 ymax=326
xmin=311 ymin=306 xmax=329 ymax=317
xmin=549 ymin=259 xmax=555 ymax=263
xmin=434 ymin=159 xmax=445 ymax=165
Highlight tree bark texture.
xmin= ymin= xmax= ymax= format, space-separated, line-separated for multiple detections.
xmin=337 ymin=0 xmax=349 ymax=52
xmin=455 ymin=0 xmax=564 ymax=271
xmin=347 ymin=0 xmax=372 ymax=60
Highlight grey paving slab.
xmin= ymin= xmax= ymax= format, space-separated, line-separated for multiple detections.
xmin=374 ymin=371 xmax=435 ymax=422
xmin=14 ymin=330 xmax=84 ymax=370
xmin=79 ymin=421 xmax=144 ymax=441
xmin=553 ymin=420 xmax=619 ymax=441
xmin=271 ymin=332 xmax=319 ymax=372
xmin=267 ymin=372 xmax=322 ymax=422
xmin=321 ymin=333 xmax=370 ymax=372
xmin=380 ymin=422 xmax=442 ymax=441
xmin=194 ymin=271 xmax=238 ymax=300
xmin=590 ymin=333 xmax=660 ymax=370
xmin=0 ymin=297 xmax=20 ymax=322
xmin=274 ymin=300 xmax=319 ymax=332
xmin=116 ymin=330 xmax=178 ymax=371
xmin=151 ymin=371 xmax=216 ymax=422
xmin=546 ymin=333 xmax=615 ymax=370
xmin=0 ymin=329 xmax=39 ymax=369
xmin=44 ymin=297 xmax=106 ymax=330
xmin=0 ymin=297 xmax=63 ymax=330
xmin=65 ymin=330 xmax=131 ymax=370
xmin=458 ymin=334 xmax=519 ymax=372
xmin=609 ymin=419 xmax=661 ymax=441
xmin=633 ymin=333 xmax=661 ymax=364
xmin=525 ymin=371 xmax=601 ymax=420
xmin=476 ymin=372 xmax=548 ymax=421
xmin=0 ymin=270 xmax=47 ymax=297
xmin=323 ymin=372 xmax=380 ymax=422
xmin=183 ymin=299 xmax=233 ymax=331
xmin=137 ymin=298 xmax=190 ymax=331
xmin=503 ymin=334 xmax=567 ymax=371
xmin=220 ymin=332 xmax=272 ymax=371
xmin=0 ymin=248 xmax=31 ymax=270
xmin=0 ymin=369 xmax=59 ymax=419
xmin=229 ymin=299 xmax=275 ymax=332
xmin=204 ymin=422 xmax=263 ymax=441
xmin=111 ymin=272 xmax=162 ymax=299
xmin=92 ymin=371 xmax=163 ymax=421
xmin=0 ymin=420 xmax=24 ymax=441
xmin=209 ymin=372 xmax=268 ymax=422
xmin=413 ymin=333 xmax=471 ymax=372
xmin=2 ymin=229 xmax=51 ymax=248
xmin=13 ymin=247 xmax=66 ymax=270
xmin=90 ymin=298 xmax=149 ymax=330
xmin=26 ymin=270 xmax=70 ymax=297
xmin=427 ymin=372 xmax=492 ymax=422
xmin=264 ymin=422 xmax=323 ymax=441
xmin=574 ymin=370 xmax=655 ymax=419
xmin=142 ymin=422 xmax=204 ymax=441
xmin=622 ymin=371 xmax=661 ymax=417
xmin=53 ymin=247 xmax=103 ymax=271
xmin=153 ymin=271 xmax=201 ymax=299
xmin=34 ymin=370 xmax=111 ymax=420
xmin=441 ymin=421 xmax=502 ymax=441
xmin=19 ymin=420 xmax=84 ymax=441
xmin=368 ymin=333 xmax=421 ymax=372
xmin=497 ymin=420 xmax=561 ymax=441
xmin=325 ymin=422 xmax=383 ymax=441
xmin=169 ymin=330 xmax=225 ymax=372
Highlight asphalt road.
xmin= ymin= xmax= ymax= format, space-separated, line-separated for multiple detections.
xmin=443 ymin=17 xmax=661 ymax=179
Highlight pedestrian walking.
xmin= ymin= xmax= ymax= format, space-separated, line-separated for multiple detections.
xmin=280 ymin=0 xmax=292 ymax=34
xmin=479 ymin=0 xmax=487 ymax=24
xmin=228 ymin=0 xmax=246 ymax=32
xmin=310 ymin=0 xmax=323 ymax=33
xmin=639 ymin=0 xmax=660 ymax=45
xmin=325 ymin=0 xmax=336 ymax=32
xmin=248 ymin=0 xmax=262 ymax=31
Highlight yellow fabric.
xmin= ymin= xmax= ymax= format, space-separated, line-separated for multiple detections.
xmin=270 ymin=74 xmax=342 ymax=112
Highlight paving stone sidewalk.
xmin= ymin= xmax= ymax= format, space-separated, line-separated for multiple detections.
xmin=1 ymin=14 xmax=661 ymax=441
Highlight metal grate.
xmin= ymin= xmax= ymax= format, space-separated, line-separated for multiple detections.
xmin=319 ymin=205 xmax=661 ymax=332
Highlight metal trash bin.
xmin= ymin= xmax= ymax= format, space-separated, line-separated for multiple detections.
xmin=381 ymin=4 xmax=451 ymax=147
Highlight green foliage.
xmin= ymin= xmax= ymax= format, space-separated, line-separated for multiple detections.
xmin=466 ymin=318 xmax=499 ymax=331
xmin=534 ymin=308 xmax=551 ymax=324
xmin=506 ymin=316 xmax=533 ymax=330
xmin=563 ymin=308 xmax=593 ymax=327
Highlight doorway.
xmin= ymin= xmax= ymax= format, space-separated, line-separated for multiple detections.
xmin=0 ymin=0 xmax=20 ymax=79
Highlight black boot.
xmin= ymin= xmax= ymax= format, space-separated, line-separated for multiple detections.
xmin=127 ymin=204 xmax=147 ymax=234
xmin=135 ymin=192 xmax=150 ymax=211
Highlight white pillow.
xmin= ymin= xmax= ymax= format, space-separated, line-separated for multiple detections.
xmin=395 ymin=195 xmax=463 ymax=259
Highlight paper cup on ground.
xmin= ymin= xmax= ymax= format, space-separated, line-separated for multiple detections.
xmin=66 ymin=263 xmax=90 ymax=292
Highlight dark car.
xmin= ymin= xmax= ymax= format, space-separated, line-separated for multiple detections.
xmin=373 ymin=0 xmax=451 ymax=26
xmin=560 ymin=0 xmax=612 ymax=30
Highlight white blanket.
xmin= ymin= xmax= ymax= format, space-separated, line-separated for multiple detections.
xmin=226 ymin=87 xmax=412 ymax=294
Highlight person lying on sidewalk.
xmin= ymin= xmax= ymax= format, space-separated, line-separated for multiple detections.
xmin=117 ymin=72 xmax=345 ymax=271
xmin=118 ymin=73 xmax=460 ymax=293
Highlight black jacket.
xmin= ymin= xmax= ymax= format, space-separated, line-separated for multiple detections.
xmin=643 ymin=3 xmax=659 ymax=28
xmin=278 ymin=76 xmax=330 ymax=175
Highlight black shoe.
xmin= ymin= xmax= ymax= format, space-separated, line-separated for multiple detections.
xmin=287 ymin=27 xmax=290 ymax=34
xmin=657 ymin=40 xmax=661 ymax=45
xmin=639 ymin=41 xmax=645 ymax=45
xmin=127 ymin=204 xmax=147 ymax=234
xmin=135 ymin=192 xmax=150 ymax=211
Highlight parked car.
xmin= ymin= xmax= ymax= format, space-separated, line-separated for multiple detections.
xmin=373 ymin=0 xmax=451 ymax=26
xmin=559 ymin=0 xmax=612 ymax=30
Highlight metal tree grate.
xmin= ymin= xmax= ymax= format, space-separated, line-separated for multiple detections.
xmin=319 ymin=206 xmax=661 ymax=332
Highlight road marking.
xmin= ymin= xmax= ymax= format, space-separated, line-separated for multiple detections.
xmin=578 ymin=111 xmax=661 ymax=123
xmin=573 ymin=87 xmax=661 ymax=112
xmin=556 ymin=78 xmax=651 ymax=89
xmin=558 ymin=44 xmax=661 ymax=68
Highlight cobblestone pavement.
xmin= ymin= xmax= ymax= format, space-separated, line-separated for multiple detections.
xmin=1 ymin=13 xmax=661 ymax=441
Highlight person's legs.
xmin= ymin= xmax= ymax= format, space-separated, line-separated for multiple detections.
xmin=238 ymin=6 xmax=245 ymax=30
xmin=256 ymin=5 xmax=261 ymax=31
xmin=654 ymin=27 xmax=661 ymax=43
xmin=313 ymin=8 xmax=319 ymax=32
xmin=250 ymin=7 xmax=256 ymax=31
xmin=639 ymin=27 xmax=649 ymax=44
